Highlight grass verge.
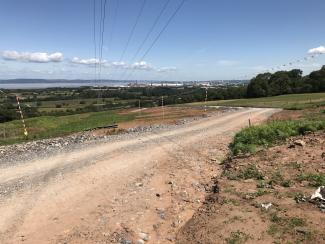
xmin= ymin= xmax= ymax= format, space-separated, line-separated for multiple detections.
xmin=188 ymin=93 xmax=325 ymax=109
xmin=0 ymin=111 xmax=134 ymax=145
xmin=230 ymin=120 xmax=325 ymax=155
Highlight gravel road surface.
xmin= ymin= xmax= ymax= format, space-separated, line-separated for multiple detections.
xmin=0 ymin=107 xmax=279 ymax=244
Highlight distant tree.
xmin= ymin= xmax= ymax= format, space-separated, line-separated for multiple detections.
xmin=247 ymin=73 xmax=271 ymax=98
xmin=268 ymin=71 xmax=292 ymax=95
xmin=306 ymin=65 xmax=325 ymax=92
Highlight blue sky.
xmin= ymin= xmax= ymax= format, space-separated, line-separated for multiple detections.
xmin=0 ymin=0 xmax=325 ymax=81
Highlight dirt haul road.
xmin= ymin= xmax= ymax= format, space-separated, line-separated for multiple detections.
xmin=0 ymin=108 xmax=278 ymax=244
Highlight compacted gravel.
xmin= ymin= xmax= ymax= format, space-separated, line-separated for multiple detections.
xmin=0 ymin=107 xmax=279 ymax=244
xmin=0 ymin=107 xmax=239 ymax=166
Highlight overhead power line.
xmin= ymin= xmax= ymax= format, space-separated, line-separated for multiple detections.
xmin=139 ymin=0 xmax=186 ymax=62
xmin=238 ymin=52 xmax=324 ymax=80
xmin=106 ymin=0 xmax=119 ymax=53
xmin=98 ymin=0 xmax=109 ymax=83
xmin=119 ymin=0 xmax=171 ymax=80
xmin=119 ymin=0 xmax=147 ymax=62
xmin=93 ymin=0 xmax=98 ymax=83
xmin=125 ymin=0 xmax=187 ymax=81
xmin=130 ymin=0 xmax=171 ymax=65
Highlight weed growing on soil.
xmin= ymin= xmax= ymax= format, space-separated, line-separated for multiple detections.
xmin=230 ymin=120 xmax=325 ymax=155
xmin=244 ymin=189 xmax=270 ymax=200
xmin=226 ymin=230 xmax=250 ymax=244
xmin=297 ymin=173 xmax=325 ymax=187
xmin=222 ymin=198 xmax=241 ymax=206
xmin=256 ymin=180 xmax=273 ymax=189
xmin=270 ymin=171 xmax=292 ymax=187
xmin=268 ymin=213 xmax=307 ymax=239
xmin=226 ymin=164 xmax=264 ymax=180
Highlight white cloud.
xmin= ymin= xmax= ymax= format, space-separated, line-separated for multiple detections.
xmin=71 ymin=57 xmax=175 ymax=73
xmin=308 ymin=46 xmax=325 ymax=55
xmin=131 ymin=61 xmax=154 ymax=71
xmin=71 ymin=57 xmax=106 ymax=65
xmin=2 ymin=50 xmax=63 ymax=63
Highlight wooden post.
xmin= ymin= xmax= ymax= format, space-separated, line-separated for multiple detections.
xmin=161 ymin=96 xmax=165 ymax=120
xmin=204 ymin=87 xmax=208 ymax=112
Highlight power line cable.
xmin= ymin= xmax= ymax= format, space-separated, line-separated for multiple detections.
xmin=97 ymin=0 xmax=104 ymax=84
xmin=106 ymin=0 xmax=119 ymax=53
xmin=119 ymin=0 xmax=147 ymax=62
xmin=236 ymin=52 xmax=324 ymax=80
xmin=93 ymin=0 xmax=98 ymax=83
xmin=125 ymin=0 xmax=187 ymax=81
xmin=119 ymin=0 xmax=171 ymax=80
xmin=130 ymin=0 xmax=171 ymax=65
xmin=138 ymin=0 xmax=186 ymax=62
xmin=98 ymin=0 xmax=109 ymax=83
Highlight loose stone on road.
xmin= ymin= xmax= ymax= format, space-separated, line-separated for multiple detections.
xmin=0 ymin=107 xmax=279 ymax=243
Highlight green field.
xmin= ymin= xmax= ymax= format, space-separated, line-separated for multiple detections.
xmin=0 ymin=111 xmax=134 ymax=145
xmin=25 ymin=98 xmax=136 ymax=112
xmin=188 ymin=93 xmax=325 ymax=109
xmin=1 ymin=92 xmax=324 ymax=146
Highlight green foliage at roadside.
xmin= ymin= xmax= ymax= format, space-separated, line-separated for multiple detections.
xmin=231 ymin=120 xmax=325 ymax=155
xmin=297 ymin=173 xmax=325 ymax=187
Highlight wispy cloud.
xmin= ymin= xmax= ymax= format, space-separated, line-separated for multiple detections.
xmin=308 ymin=46 xmax=325 ymax=55
xmin=157 ymin=67 xmax=177 ymax=73
xmin=71 ymin=57 xmax=106 ymax=65
xmin=108 ymin=61 xmax=127 ymax=68
xmin=217 ymin=59 xmax=239 ymax=66
xmin=131 ymin=61 xmax=154 ymax=71
xmin=2 ymin=50 xmax=63 ymax=63
xmin=71 ymin=57 xmax=176 ymax=73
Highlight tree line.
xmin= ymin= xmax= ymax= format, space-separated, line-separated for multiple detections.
xmin=247 ymin=65 xmax=325 ymax=98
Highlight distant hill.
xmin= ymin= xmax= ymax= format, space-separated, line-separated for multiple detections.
xmin=0 ymin=79 xmax=119 ymax=84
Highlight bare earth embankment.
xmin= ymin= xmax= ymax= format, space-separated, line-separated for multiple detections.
xmin=0 ymin=107 xmax=278 ymax=244
xmin=177 ymin=125 xmax=325 ymax=243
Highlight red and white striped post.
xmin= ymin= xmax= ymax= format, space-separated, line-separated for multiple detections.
xmin=16 ymin=96 xmax=28 ymax=137
xmin=204 ymin=87 xmax=208 ymax=112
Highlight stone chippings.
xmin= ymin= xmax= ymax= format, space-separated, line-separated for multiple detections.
xmin=0 ymin=108 xmax=237 ymax=167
